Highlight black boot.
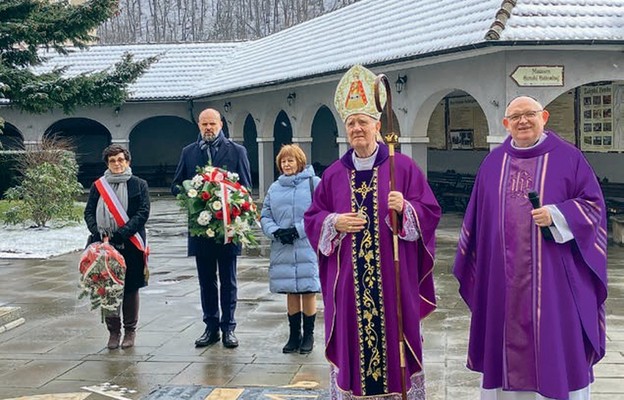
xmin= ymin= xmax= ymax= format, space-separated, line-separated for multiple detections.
xmin=282 ymin=312 xmax=302 ymax=354
xmin=121 ymin=290 xmax=139 ymax=349
xmin=300 ymin=313 xmax=316 ymax=354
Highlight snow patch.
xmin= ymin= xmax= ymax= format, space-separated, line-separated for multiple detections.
xmin=0 ymin=223 xmax=89 ymax=259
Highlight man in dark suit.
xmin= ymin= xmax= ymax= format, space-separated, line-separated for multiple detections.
xmin=172 ymin=108 xmax=252 ymax=348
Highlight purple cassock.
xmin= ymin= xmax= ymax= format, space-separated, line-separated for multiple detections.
xmin=454 ymin=131 xmax=608 ymax=399
xmin=304 ymin=143 xmax=441 ymax=399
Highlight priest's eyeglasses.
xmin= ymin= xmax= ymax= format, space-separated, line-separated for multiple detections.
xmin=505 ymin=110 xmax=544 ymax=122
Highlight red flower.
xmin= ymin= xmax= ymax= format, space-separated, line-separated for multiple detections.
xmin=231 ymin=207 xmax=241 ymax=217
xmin=241 ymin=202 xmax=251 ymax=211
xmin=97 ymin=287 xmax=106 ymax=297
xmin=215 ymin=210 xmax=224 ymax=220
xmin=201 ymin=191 xmax=211 ymax=201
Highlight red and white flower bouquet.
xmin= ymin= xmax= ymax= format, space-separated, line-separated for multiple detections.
xmin=176 ymin=165 xmax=259 ymax=247
xmin=78 ymin=240 xmax=126 ymax=313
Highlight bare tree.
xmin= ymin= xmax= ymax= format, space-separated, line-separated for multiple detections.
xmin=98 ymin=0 xmax=358 ymax=43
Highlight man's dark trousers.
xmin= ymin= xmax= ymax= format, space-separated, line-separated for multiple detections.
xmin=195 ymin=240 xmax=238 ymax=333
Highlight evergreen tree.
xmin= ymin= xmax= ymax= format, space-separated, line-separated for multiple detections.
xmin=0 ymin=0 xmax=156 ymax=114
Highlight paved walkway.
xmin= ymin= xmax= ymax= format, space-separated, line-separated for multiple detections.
xmin=0 ymin=198 xmax=622 ymax=399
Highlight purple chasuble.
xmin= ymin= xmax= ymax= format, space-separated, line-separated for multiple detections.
xmin=454 ymin=131 xmax=608 ymax=399
xmin=304 ymin=143 xmax=441 ymax=399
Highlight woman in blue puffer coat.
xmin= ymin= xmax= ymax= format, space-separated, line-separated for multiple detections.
xmin=260 ymin=144 xmax=321 ymax=354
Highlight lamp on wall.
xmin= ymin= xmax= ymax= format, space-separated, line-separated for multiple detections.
xmin=224 ymin=101 xmax=231 ymax=113
xmin=114 ymin=106 xmax=121 ymax=116
xmin=395 ymin=75 xmax=408 ymax=94
xmin=287 ymin=92 xmax=296 ymax=106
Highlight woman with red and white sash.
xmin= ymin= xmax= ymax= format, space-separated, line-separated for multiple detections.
xmin=84 ymin=144 xmax=150 ymax=350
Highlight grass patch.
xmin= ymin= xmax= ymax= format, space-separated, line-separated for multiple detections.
xmin=0 ymin=200 xmax=85 ymax=223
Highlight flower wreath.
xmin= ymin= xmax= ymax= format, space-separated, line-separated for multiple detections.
xmin=78 ymin=240 xmax=126 ymax=313
xmin=176 ymin=165 xmax=259 ymax=247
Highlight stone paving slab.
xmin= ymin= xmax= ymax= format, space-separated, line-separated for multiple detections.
xmin=0 ymin=307 xmax=24 ymax=334
xmin=142 ymin=385 xmax=327 ymax=400
xmin=0 ymin=201 xmax=622 ymax=400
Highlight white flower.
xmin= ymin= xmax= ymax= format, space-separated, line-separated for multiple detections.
xmin=191 ymin=175 xmax=204 ymax=188
xmin=206 ymin=228 xmax=215 ymax=237
xmin=212 ymin=200 xmax=222 ymax=210
xmin=197 ymin=211 xmax=212 ymax=226
xmin=204 ymin=166 xmax=214 ymax=173
xmin=187 ymin=189 xmax=198 ymax=198
xmin=240 ymin=235 xmax=250 ymax=247
xmin=214 ymin=172 xmax=225 ymax=182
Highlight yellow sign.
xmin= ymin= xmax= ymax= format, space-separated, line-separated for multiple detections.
xmin=510 ymin=65 xmax=564 ymax=87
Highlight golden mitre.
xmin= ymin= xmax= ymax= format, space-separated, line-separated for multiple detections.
xmin=334 ymin=64 xmax=387 ymax=122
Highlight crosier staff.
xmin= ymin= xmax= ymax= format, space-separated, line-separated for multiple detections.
xmin=374 ymin=74 xmax=407 ymax=400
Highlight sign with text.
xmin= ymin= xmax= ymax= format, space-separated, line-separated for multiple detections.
xmin=580 ymin=84 xmax=615 ymax=152
xmin=510 ymin=65 xmax=564 ymax=87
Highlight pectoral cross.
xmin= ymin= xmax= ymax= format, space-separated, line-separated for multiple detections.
xmin=354 ymin=180 xmax=375 ymax=221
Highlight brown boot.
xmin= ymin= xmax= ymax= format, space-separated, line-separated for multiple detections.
xmin=121 ymin=331 xmax=135 ymax=349
xmin=105 ymin=316 xmax=121 ymax=350
xmin=121 ymin=290 xmax=139 ymax=349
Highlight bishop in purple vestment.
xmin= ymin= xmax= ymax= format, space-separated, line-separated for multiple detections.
xmin=304 ymin=64 xmax=441 ymax=399
xmin=454 ymin=96 xmax=607 ymax=400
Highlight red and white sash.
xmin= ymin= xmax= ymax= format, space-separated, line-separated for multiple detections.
xmin=94 ymin=177 xmax=150 ymax=259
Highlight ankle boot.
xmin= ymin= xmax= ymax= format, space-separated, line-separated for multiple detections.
xmin=121 ymin=290 xmax=139 ymax=349
xmin=300 ymin=313 xmax=316 ymax=354
xmin=282 ymin=312 xmax=302 ymax=353
xmin=105 ymin=316 xmax=121 ymax=349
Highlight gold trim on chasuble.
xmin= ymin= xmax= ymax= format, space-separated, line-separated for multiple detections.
xmin=350 ymin=168 xmax=388 ymax=395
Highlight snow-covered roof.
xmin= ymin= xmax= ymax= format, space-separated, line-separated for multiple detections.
xmin=191 ymin=0 xmax=505 ymax=96
xmin=191 ymin=0 xmax=624 ymax=96
xmin=500 ymin=0 xmax=624 ymax=41
xmin=35 ymin=0 xmax=624 ymax=101
xmin=35 ymin=42 xmax=242 ymax=100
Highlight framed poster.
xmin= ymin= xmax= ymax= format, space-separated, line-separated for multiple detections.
xmin=450 ymin=129 xmax=474 ymax=149
xmin=580 ymin=84 xmax=614 ymax=151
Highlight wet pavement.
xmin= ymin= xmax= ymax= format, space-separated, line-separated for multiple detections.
xmin=0 ymin=198 xmax=623 ymax=400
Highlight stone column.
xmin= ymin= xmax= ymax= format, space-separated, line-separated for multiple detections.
xmin=398 ymin=136 xmax=430 ymax=175
xmin=111 ymin=139 xmax=130 ymax=148
xmin=487 ymin=135 xmax=506 ymax=150
xmin=337 ymin=137 xmax=350 ymax=157
xmin=229 ymin=135 xmax=244 ymax=145
xmin=22 ymin=140 xmax=40 ymax=151
xmin=291 ymin=137 xmax=313 ymax=161
xmin=257 ymin=137 xmax=275 ymax=200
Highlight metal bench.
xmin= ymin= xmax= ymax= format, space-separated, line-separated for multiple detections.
xmin=601 ymin=181 xmax=624 ymax=217
xmin=428 ymin=171 xmax=475 ymax=212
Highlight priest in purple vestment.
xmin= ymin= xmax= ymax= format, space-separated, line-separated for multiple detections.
xmin=454 ymin=96 xmax=608 ymax=400
xmin=304 ymin=65 xmax=441 ymax=400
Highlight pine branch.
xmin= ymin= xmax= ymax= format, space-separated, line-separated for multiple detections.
xmin=0 ymin=0 xmax=157 ymax=114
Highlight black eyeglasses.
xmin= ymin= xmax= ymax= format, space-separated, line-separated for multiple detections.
xmin=108 ymin=157 xmax=127 ymax=164
xmin=505 ymin=110 xmax=544 ymax=122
